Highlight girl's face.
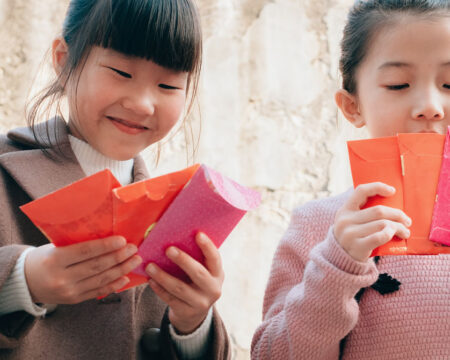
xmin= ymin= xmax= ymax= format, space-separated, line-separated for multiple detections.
xmin=337 ymin=15 xmax=450 ymax=137
xmin=64 ymin=46 xmax=188 ymax=160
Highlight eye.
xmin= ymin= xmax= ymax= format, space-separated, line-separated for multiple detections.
xmin=159 ymin=84 xmax=178 ymax=90
xmin=108 ymin=67 xmax=132 ymax=79
xmin=386 ymin=84 xmax=409 ymax=90
xmin=444 ymin=84 xmax=450 ymax=89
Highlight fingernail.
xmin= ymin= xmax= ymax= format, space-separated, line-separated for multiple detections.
xmin=146 ymin=263 xmax=157 ymax=275
xmin=406 ymin=217 xmax=412 ymax=226
xmin=197 ymin=232 xmax=207 ymax=244
xmin=113 ymin=237 xmax=127 ymax=248
xmin=167 ymin=247 xmax=179 ymax=258
xmin=389 ymin=186 xmax=396 ymax=192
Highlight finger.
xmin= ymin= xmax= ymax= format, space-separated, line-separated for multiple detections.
xmin=343 ymin=220 xmax=410 ymax=242
xmin=360 ymin=221 xmax=410 ymax=250
xmin=78 ymin=276 xmax=131 ymax=302
xmin=58 ymin=236 xmax=127 ymax=266
xmin=76 ymin=255 xmax=142 ymax=294
xmin=165 ymin=246 xmax=218 ymax=292
xmin=348 ymin=182 xmax=396 ymax=210
xmin=146 ymin=263 xmax=200 ymax=307
xmin=196 ymin=233 xmax=224 ymax=279
xmin=68 ymin=244 xmax=138 ymax=281
xmin=354 ymin=206 xmax=412 ymax=227
xmin=148 ymin=279 xmax=189 ymax=310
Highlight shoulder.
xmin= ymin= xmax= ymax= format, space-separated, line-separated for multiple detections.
xmin=289 ymin=189 xmax=352 ymax=232
xmin=278 ymin=189 xmax=353 ymax=255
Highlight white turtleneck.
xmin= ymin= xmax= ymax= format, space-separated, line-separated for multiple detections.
xmin=68 ymin=135 xmax=134 ymax=185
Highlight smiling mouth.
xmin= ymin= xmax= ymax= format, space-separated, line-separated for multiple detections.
xmin=107 ymin=116 xmax=149 ymax=130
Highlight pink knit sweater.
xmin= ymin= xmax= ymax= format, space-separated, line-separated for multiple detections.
xmin=252 ymin=190 xmax=450 ymax=359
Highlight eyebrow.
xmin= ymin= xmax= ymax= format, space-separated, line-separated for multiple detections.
xmin=378 ymin=62 xmax=411 ymax=70
xmin=378 ymin=61 xmax=450 ymax=70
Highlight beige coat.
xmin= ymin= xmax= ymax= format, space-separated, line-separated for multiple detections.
xmin=0 ymin=118 xmax=230 ymax=360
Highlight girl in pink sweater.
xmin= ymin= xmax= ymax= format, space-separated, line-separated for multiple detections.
xmin=252 ymin=1 xmax=450 ymax=359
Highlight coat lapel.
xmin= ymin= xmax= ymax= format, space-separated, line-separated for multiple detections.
xmin=0 ymin=118 xmax=150 ymax=201
xmin=0 ymin=119 xmax=86 ymax=200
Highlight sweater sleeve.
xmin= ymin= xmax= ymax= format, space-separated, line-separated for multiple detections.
xmin=0 ymin=245 xmax=37 ymax=349
xmin=169 ymin=308 xmax=213 ymax=359
xmin=251 ymin=203 xmax=379 ymax=360
xmin=0 ymin=247 xmax=57 ymax=318
xmin=156 ymin=307 xmax=231 ymax=360
xmin=0 ymin=247 xmax=48 ymax=316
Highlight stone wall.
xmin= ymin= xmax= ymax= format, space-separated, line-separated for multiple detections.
xmin=0 ymin=0 xmax=363 ymax=358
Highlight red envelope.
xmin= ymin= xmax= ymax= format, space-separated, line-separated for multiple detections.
xmin=20 ymin=170 xmax=121 ymax=247
xmin=21 ymin=164 xmax=261 ymax=292
xmin=430 ymin=127 xmax=450 ymax=246
xmin=348 ymin=133 xmax=450 ymax=256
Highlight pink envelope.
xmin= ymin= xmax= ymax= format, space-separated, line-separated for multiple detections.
xmin=133 ymin=164 xmax=261 ymax=281
xmin=430 ymin=126 xmax=450 ymax=245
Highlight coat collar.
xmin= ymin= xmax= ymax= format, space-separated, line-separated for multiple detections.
xmin=1 ymin=118 xmax=149 ymax=200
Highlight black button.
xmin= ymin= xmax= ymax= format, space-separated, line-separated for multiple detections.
xmin=141 ymin=327 xmax=161 ymax=353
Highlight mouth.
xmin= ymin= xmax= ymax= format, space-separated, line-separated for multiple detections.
xmin=107 ymin=116 xmax=149 ymax=130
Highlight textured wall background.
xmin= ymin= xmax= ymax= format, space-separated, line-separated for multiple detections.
xmin=0 ymin=0 xmax=362 ymax=358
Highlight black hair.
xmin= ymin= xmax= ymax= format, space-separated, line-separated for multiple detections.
xmin=27 ymin=0 xmax=202 ymax=157
xmin=339 ymin=0 xmax=449 ymax=94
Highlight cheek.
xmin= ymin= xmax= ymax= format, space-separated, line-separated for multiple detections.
xmin=163 ymin=95 xmax=186 ymax=128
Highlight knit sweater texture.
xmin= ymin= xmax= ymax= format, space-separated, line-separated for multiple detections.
xmin=251 ymin=190 xmax=450 ymax=359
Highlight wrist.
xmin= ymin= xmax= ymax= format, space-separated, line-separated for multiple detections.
xmin=169 ymin=309 xmax=208 ymax=335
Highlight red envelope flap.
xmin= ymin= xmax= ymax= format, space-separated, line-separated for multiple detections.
xmin=112 ymin=164 xmax=201 ymax=247
xmin=398 ymin=132 xmax=445 ymax=157
xmin=113 ymin=164 xmax=200 ymax=202
xmin=347 ymin=136 xmax=399 ymax=162
xmin=21 ymin=169 xmax=121 ymax=225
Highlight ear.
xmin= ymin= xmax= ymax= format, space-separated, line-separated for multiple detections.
xmin=52 ymin=37 xmax=69 ymax=77
xmin=335 ymin=89 xmax=365 ymax=128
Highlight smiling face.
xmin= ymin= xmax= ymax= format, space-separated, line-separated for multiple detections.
xmin=336 ymin=15 xmax=450 ymax=137
xmin=62 ymin=46 xmax=188 ymax=160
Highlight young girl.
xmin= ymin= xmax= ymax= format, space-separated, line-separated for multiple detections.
xmin=0 ymin=1 xmax=230 ymax=359
xmin=252 ymin=0 xmax=450 ymax=359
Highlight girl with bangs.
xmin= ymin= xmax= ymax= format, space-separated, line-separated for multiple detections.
xmin=252 ymin=0 xmax=450 ymax=359
xmin=0 ymin=1 xmax=230 ymax=359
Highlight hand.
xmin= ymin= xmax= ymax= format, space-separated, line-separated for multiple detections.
xmin=334 ymin=182 xmax=412 ymax=262
xmin=25 ymin=236 xmax=142 ymax=304
xmin=146 ymin=232 xmax=224 ymax=334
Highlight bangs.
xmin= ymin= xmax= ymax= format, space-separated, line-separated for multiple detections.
xmin=64 ymin=0 xmax=201 ymax=73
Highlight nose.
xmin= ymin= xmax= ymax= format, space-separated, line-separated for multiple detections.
xmin=121 ymin=88 xmax=155 ymax=117
xmin=412 ymin=89 xmax=445 ymax=121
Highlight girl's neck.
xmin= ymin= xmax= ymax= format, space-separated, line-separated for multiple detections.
xmin=68 ymin=135 xmax=134 ymax=185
